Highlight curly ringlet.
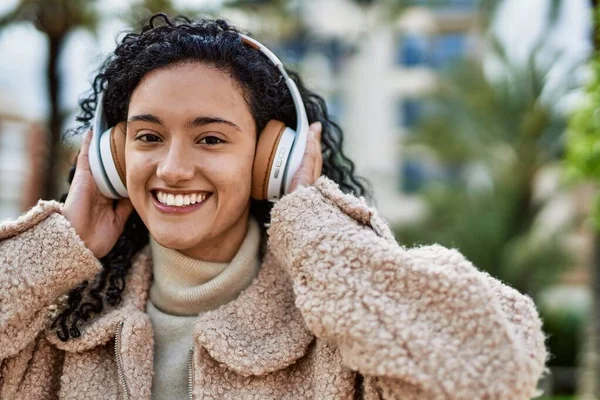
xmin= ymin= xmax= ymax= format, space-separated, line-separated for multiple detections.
xmin=53 ymin=12 xmax=369 ymax=341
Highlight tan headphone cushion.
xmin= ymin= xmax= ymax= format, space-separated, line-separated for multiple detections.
xmin=252 ymin=120 xmax=286 ymax=200
xmin=110 ymin=122 xmax=127 ymax=187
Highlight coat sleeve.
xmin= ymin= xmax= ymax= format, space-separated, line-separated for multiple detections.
xmin=0 ymin=200 xmax=102 ymax=362
xmin=267 ymin=177 xmax=548 ymax=400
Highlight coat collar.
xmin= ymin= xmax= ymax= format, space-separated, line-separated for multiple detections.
xmin=46 ymin=244 xmax=314 ymax=376
xmin=192 ymin=252 xmax=314 ymax=376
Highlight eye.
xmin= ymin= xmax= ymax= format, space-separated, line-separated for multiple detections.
xmin=136 ymin=133 xmax=162 ymax=143
xmin=199 ymin=136 xmax=225 ymax=146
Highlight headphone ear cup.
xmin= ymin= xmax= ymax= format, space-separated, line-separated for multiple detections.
xmin=109 ymin=122 xmax=127 ymax=188
xmin=98 ymin=122 xmax=128 ymax=198
xmin=252 ymin=120 xmax=287 ymax=200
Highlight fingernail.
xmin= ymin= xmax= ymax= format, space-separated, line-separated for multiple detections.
xmin=314 ymin=121 xmax=322 ymax=132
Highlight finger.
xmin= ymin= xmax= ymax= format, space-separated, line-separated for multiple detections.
xmin=311 ymin=123 xmax=323 ymax=181
xmin=307 ymin=128 xmax=319 ymax=171
xmin=312 ymin=121 xmax=322 ymax=143
xmin=313 ymin=146 xmax=322 ymax=181
xmin=289 ymin=125 xmax=322 ymax=193
xmin=298 ymin=127 xmax=317 ymax=169
xmin=115 ymin=198 xmax=134 ymax=227
xmin=75 ymin=130 xmax=93 ymax=173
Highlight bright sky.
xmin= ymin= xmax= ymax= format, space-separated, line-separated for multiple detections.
xmin=0 ymin=0 xmax=593 ymax=124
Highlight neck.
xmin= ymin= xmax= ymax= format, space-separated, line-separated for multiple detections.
xmin=178 ymin=207 xmax=251 ymax=263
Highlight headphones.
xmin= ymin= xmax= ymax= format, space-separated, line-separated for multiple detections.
xmin=90 ymin=33 xmax=309 ymax=202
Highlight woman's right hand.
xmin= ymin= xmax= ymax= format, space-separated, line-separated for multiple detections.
xmin=63 ymin=131 xmax=134 ymax=259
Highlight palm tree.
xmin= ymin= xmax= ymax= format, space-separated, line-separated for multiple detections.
xmin=395 ymin=46 xmax=579 ymax=294
xmin=396 ymin=0 xmax=582 ymax=294
xmin=0 ymin=0 xmax=98 ymax=200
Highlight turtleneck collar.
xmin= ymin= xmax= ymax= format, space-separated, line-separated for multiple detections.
xmin=149 ymin=218 xmax=261 ymax=316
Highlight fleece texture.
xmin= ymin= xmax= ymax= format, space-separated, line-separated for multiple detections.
xmin=0 ymin=177 xmax=547 ymax=399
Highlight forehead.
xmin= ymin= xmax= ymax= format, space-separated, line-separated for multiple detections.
xmin=128 ymin=63 xmax=251 ymax=123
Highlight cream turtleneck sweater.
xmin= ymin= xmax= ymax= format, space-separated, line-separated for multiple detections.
xmin=147 ymin=219 xmax=261 ymax=400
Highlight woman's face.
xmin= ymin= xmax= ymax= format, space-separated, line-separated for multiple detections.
xmin=125 ymin=62 xmax=257 ymax=261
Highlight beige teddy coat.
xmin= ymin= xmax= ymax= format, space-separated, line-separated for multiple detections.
xmin=0 ymin=177 xmax=547 ymax=399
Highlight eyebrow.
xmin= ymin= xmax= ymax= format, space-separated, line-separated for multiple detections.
xmin=186 ymin=116 xmax=242 ymax=132
xmin=127 ymin=113 xmax=241 ymax=132
xmin=127 ymin=113 xmax=162 ymax=125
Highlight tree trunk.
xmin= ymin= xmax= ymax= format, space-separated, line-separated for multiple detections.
xmin=43 ymin=34 xmax=64 ymax=200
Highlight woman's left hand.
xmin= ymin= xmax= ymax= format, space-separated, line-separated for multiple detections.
xmin=288 ymin=121 xmax=323 ymax=193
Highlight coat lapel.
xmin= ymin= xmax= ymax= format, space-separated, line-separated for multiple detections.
xmin=193 ymin=252 xmax=314 ymax=376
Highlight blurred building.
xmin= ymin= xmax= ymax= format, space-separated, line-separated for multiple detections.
xmin=0 ymin=95 xmax=49 ymax=220
xmin=289 ymin=0 xmax=481 ymax=223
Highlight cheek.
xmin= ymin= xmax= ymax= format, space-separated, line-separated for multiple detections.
xmin=210 ymin=149 xmax=255 ymax=200
xmin=125 ymin=153 xmax=155 ymax=204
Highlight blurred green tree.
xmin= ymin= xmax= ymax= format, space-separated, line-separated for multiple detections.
xmin=395 ymin=1 xmax=581 ymax=298
xmin=0 ymin=0 xmax=98 ymax=200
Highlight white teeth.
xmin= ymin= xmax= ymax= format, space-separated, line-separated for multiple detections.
xmin=156 ymin=191 xmax=208 ymax=207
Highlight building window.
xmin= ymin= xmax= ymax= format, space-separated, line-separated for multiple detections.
xmin=397 ymin=32 xmax=469 ymax=69
xmin=398 ymin=98 xmax=424 ymax=129
xmin=398 ymin=33 xmax=429 ymax=67
xmin=415 ymin=0 xmax=477 ymax=10
xmin=430 ymin=32 xmax=468 ymax=69
xmin=446 ymin=0 xmax=477 ymax=10
xmin=401 ymin=158 xmax=428 ymax=193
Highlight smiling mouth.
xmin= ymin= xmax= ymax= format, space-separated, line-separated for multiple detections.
xmin=151 ymin=190 xmax=213 ymax=213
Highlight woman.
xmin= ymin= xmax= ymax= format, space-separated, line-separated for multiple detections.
xmin=0 ymin=13 xmax=546 ymax=400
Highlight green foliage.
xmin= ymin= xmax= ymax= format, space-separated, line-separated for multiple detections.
xmin=566 ymin=5 xmax=600 ymax=228
xmin=394 ymin=10 xmax=581 ymax=297
xmin=567 ymin=67 xmax=600 ymax=180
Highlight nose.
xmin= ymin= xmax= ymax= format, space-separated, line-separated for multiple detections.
xmin=156 ymin=140 xmax=195 ymax=185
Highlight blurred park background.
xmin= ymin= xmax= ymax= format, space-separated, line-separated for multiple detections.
xmin=0 ymin=0 xmax=598 ymax=398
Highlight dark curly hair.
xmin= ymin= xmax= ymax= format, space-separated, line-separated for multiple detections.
xmin=53 ymin=13 xmax=369 ymax=341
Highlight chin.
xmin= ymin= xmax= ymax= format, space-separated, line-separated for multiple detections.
xmin=150 ymin=227 xmax=206 ymax=250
